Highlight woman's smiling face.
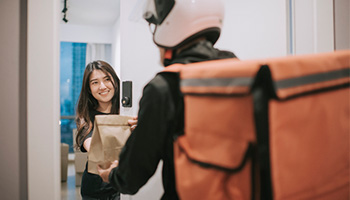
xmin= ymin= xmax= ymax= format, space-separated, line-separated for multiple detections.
xmin=89 ymin=69 xmax=115 ymax=107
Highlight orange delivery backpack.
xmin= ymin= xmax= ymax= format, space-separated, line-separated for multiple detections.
xmin=161 ymin=50 xmax=350 ymax=200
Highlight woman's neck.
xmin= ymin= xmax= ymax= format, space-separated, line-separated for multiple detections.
xmin=97 ymin=102 xmax=112 ymax=113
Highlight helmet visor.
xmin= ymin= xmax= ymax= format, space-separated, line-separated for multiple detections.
xmin=143 ymin=0 xmax=158 ymax=24
xmin=143 ymin=0 xmax=175 ymax=25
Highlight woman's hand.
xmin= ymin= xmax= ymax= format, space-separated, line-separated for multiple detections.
xmin=97 ymin=160 xmax=119 ymax=183
xmin=128 ymin=116 xmax=138 ymax=131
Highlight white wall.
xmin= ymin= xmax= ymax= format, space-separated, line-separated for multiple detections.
xmin=60 ymin=23 xmax=114 ymax=44
xmin=112 ymin=19 xmax=121 ymax=76
xmin=217 ymin=0 xmax=288 ymax=60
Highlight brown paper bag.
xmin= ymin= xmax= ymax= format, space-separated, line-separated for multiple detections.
xmin=88 ymin=115 xmax=133 ymax=174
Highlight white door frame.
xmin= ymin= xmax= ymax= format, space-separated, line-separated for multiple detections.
xmin=27 ymin=0 xmax=61 ymax=199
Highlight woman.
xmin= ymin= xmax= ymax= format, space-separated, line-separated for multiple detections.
xmin=75 ymin=60 xmax=136 ymax=200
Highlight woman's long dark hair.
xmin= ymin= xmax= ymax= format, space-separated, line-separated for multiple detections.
xmin=75 ymin=60 xmax=120 ymax=148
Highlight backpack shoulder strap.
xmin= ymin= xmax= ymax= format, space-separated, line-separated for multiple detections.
xmin=158 ymin=64 xmax=185 ymax=138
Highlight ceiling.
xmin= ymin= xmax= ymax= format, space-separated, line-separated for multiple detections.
xmin=60 ymin=0 xmax=120 ymax=26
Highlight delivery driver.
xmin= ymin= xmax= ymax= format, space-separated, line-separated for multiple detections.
xmin=98 ymin=0 xmax=237 ymax=199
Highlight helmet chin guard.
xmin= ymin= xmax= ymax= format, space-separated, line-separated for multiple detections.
xmin=143 ymin=0 xmax=225 ymax=49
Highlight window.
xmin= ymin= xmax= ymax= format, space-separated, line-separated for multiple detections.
xmin=60 ymin=42 xmax=87 ymax=153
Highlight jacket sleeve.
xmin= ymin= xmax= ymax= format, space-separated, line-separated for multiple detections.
xmin=108 ymin=76 xmax=172 ymax=194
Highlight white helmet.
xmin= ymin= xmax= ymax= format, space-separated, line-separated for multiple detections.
xmin=143 ymin=0 xmax=225 ymax=49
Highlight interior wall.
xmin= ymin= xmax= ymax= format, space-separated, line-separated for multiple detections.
xmin=60 ymin=23 xmax=114 ymax=44
xmin=217 ymin=0 xmax=288 ymax=60
xmin=112 ymin=18 xmax=121 ymax=77
xmin=0 ymin=0 xmax=26 ymax=199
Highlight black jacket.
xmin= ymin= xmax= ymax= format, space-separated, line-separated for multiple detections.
xmin=109 ymin=40 xmax=236 ymax=199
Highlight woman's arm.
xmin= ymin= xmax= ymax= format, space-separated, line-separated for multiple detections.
xmin=83 ymin=137 xmax=92 ymax=152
